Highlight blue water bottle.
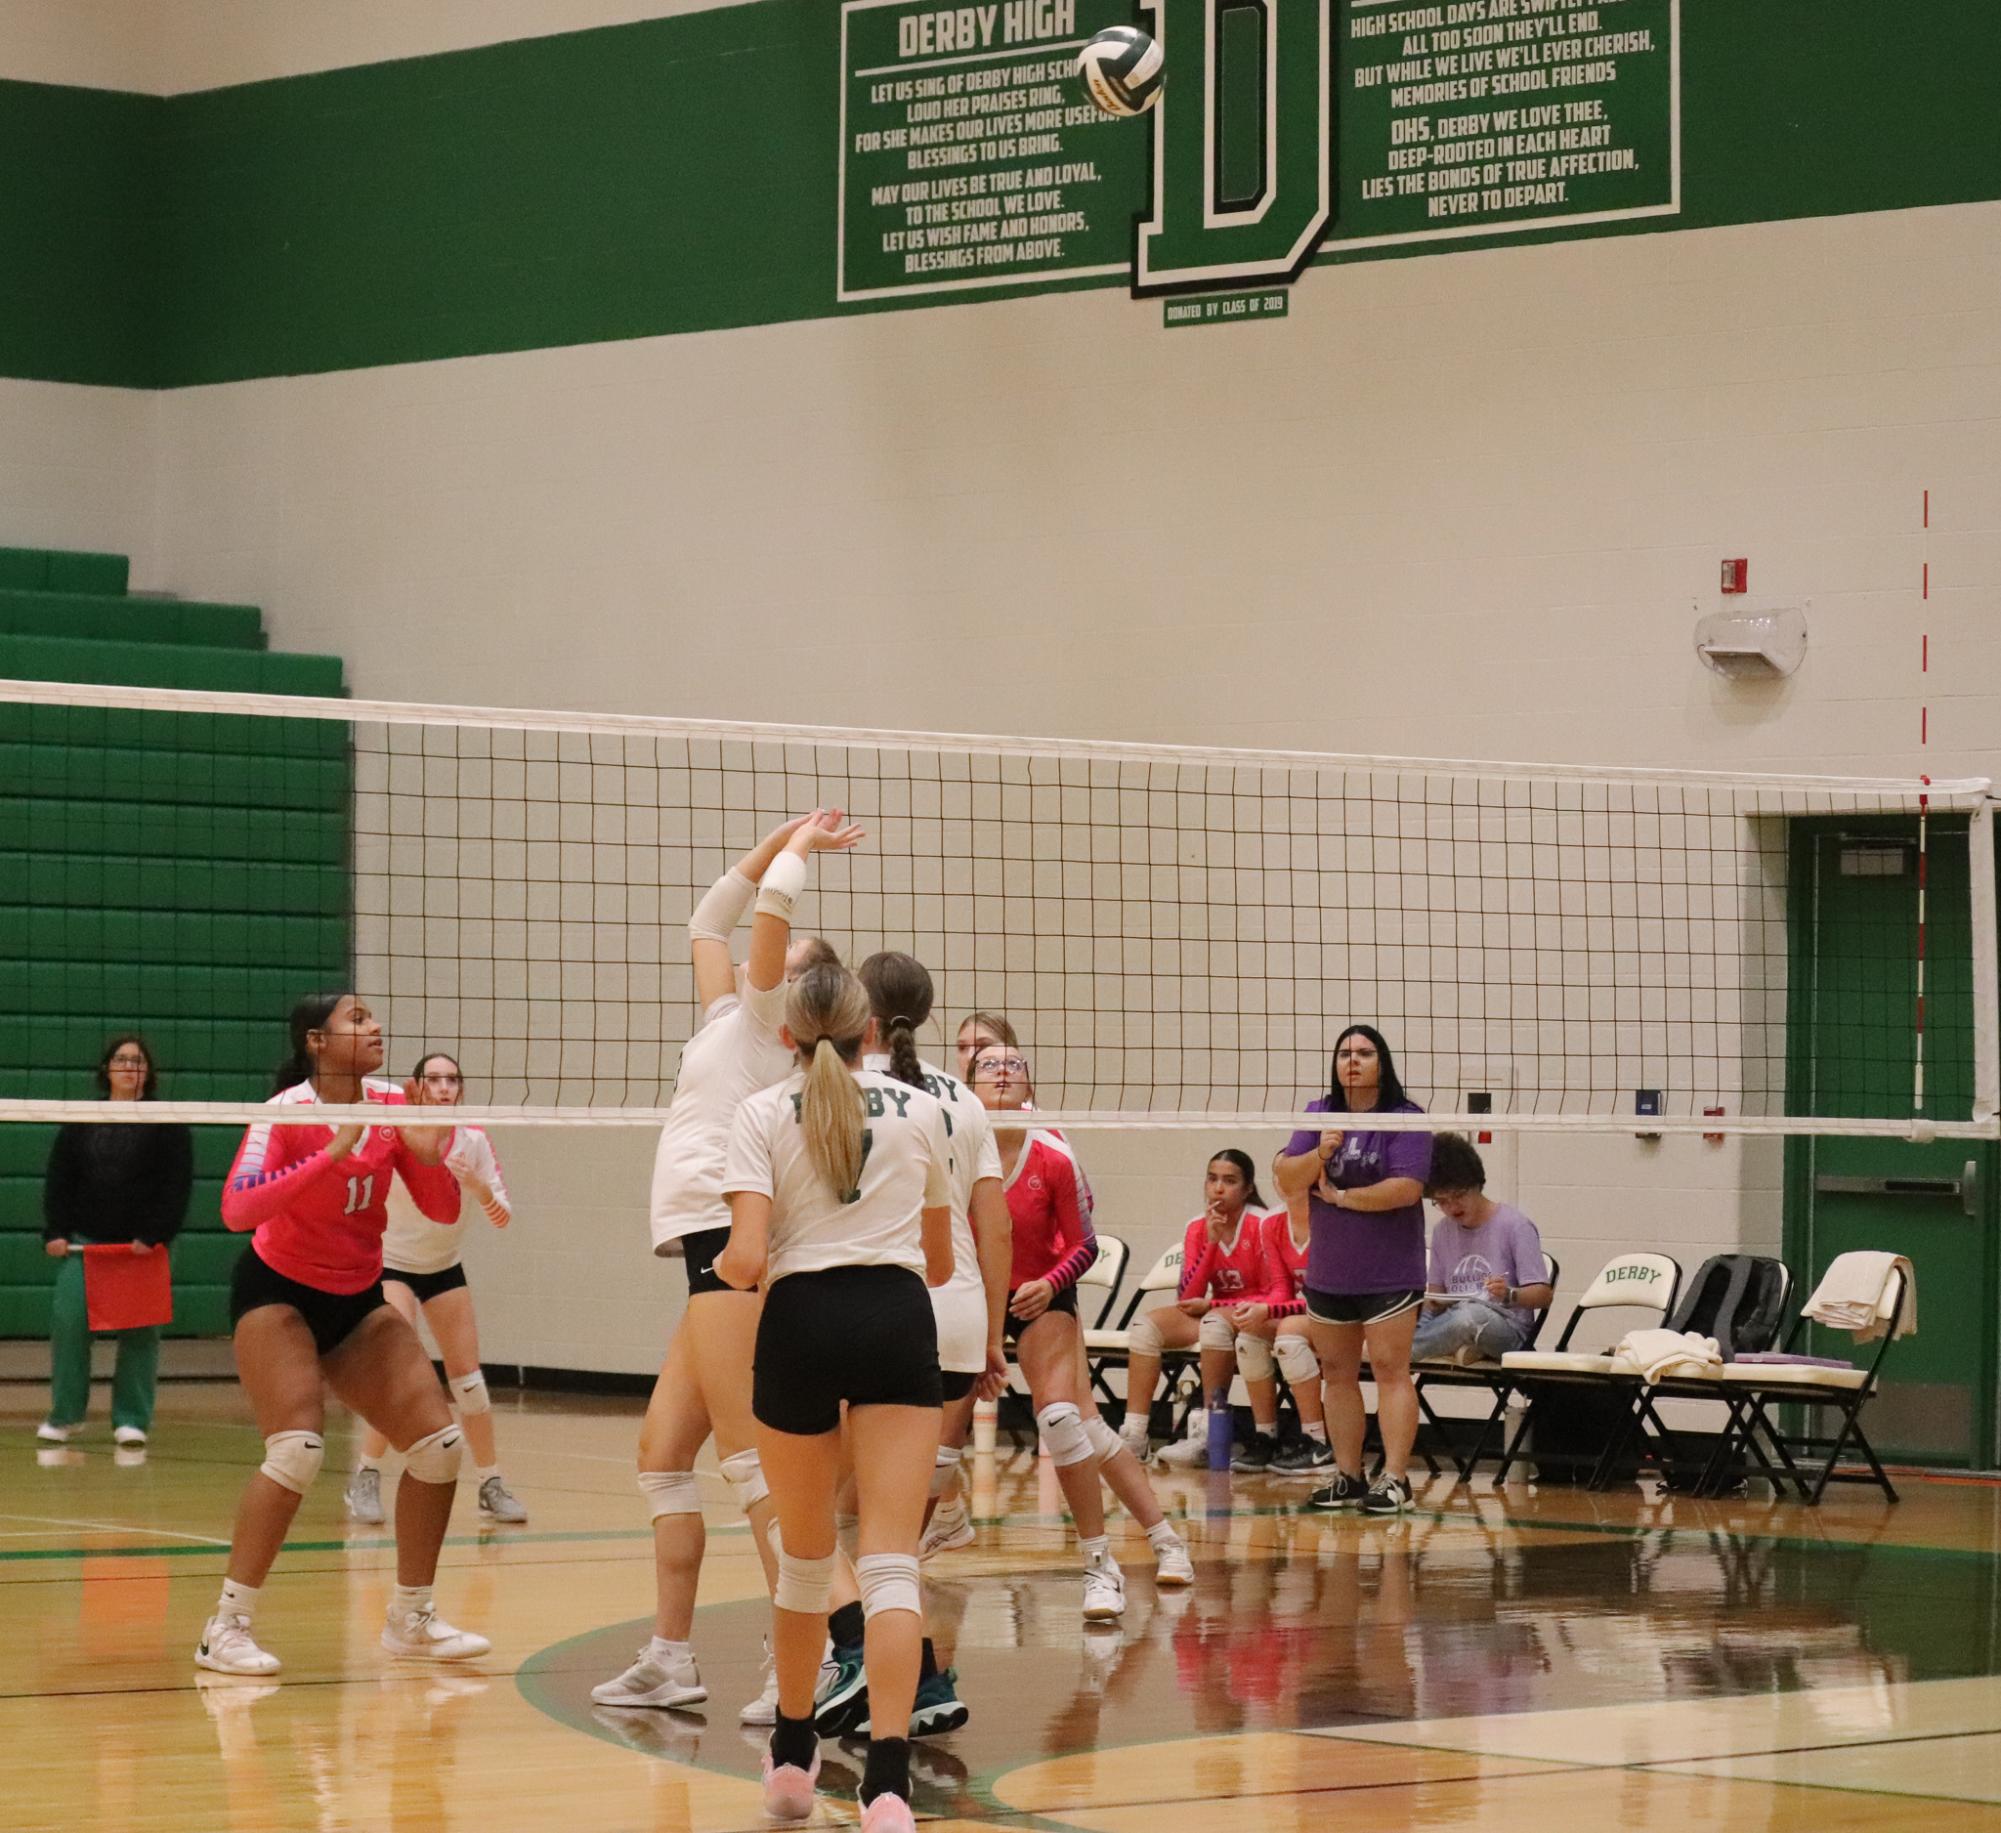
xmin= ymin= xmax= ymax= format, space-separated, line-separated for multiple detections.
xmin=1205 ymin=1388 xmax=1234 ymax=1471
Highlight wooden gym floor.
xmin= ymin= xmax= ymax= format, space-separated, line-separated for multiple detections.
xmin=4 ymin=1383 xmax=2000 ymax=1832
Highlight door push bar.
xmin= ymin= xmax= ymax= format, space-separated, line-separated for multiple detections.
xmin=1814 ymin=1162 xmax=1981 ymax=1217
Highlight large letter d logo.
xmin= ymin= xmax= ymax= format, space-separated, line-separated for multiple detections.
xmin=1134 ymin=0 xmax=1333 ymax=295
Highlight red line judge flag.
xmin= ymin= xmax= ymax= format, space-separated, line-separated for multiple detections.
xmin=82 ymin=1243 xmax=173 ymax=1332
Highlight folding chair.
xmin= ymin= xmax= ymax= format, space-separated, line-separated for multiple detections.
xmin=1710 ymin=1256 xmax=1908 ymax=1503
xmin=1493 ymin=1253 xmax=1681 ymax=1487
xmin=1081 ymin=1244 xmax=1190 ymax=1426
xmin=1411 ymin=1254 xmax=1560 ymax=1485
xmin=1075 ymin=1231 xmax=1129 ymax=1391
xmin=1602 ymin=1254 xmax=1792 ymax=1491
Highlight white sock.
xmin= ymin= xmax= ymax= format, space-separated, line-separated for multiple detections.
xmin=218 ymin=1578 xmax=259 ymax=1622
xmin=1146 ymin=1520 xmax=1183 ymax=1551
xmin=1080 ymin=1534 xmax=1111 ymax=1564
xmin=355 ymin=1455 xmax=382 ymax=1475
xmin=391 ymin=1582 xmax=433 ymax=1619
xmin=476 ymin=1465 xmax=500 ymax=1484
xmin=1304 ymin=1422 xmax=1329 ymax=1444
xmin=648 ymin=1635 xmax=692 ymax=1664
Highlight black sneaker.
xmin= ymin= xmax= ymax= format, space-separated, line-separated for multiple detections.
xmin=1305 ymin=1470 xmax=1369 ymax=1510
xmin=1359 ymin=1474 xmax=1413 ymax=1516
xmin=1271 ymin=1435 xmax=1334 ymax=1475
xmin=1230 ymin=1431 xmax=1278 ymax=1473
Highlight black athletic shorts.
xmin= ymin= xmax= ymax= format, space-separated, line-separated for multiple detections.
xmin=1303 ymin=1286 xmax=1425 ymax=1327
xmin=1002 ymin=1279 xmax=1078 ymax=1346
xmin=681 ymin=1225 xmax=735 ymax=1298
xmin=940 ymin=1369 xmax=977 ymax=1404
xmin=754 ymin=1264 xmax=942 ymax=1435
xmin=381 ymin=1261 xmax=469 ymax=1303
xmin=231 ymin=1245 xmax=386 ymax=1358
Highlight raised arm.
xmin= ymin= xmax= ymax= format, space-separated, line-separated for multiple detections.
xmin=743 ymin=808 xmax=865 ymax=995
xmin=687 ymin=815 xmax=813 ymax=1013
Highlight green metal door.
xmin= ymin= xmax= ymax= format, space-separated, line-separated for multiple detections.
xmin=1784 ymin=817 xmax=1999 ymax=1466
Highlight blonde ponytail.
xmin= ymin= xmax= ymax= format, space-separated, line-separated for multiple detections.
xmin=786 ymin=963 xmax=875 ymax=1199
xmin=801 ymin=1036 xmax=867 ymax=1199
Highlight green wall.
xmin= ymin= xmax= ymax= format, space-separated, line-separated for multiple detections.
xmin=1 ymin=0 xmax=1997 ymax=385
xmin=0 ymin=555 xmax=351 ymax=1336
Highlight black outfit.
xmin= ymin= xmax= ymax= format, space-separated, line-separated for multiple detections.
xmin=230 ymin=1245 xmax=386 ymax=1357
xmin=753 ymin=1264 xmax=942 ymax=1435
xmin=1001 ymin=1279 xmax=1078 ymax=1345
xmin=381 ymin=1261 xmax=470 ymax=1302
xmin=681 ymin=1223 xmax=734 ymax=1297
xmin=42 ymin=1118 xmax=194 ymax=1247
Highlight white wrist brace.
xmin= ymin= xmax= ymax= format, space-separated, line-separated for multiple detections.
xmin=755 ymin=850 xmax=809 ymax=922
xmin=688 ymin=868 xmax=755 ymax=943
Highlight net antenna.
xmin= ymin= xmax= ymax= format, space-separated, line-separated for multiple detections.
xmin=1 ymin=676 xmax=1993 ymax=1141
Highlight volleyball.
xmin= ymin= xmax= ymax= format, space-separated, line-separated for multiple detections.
xmin=1076 ymin=25 xmax=1162 ymax=117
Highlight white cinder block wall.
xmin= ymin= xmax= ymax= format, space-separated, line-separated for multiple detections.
xmin=3 ymin=8 xmax=1995 ymax=1375
xmin=137 ymin=204 xmax=1999 ymax=1374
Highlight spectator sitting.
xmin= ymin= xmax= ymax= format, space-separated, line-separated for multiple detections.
xmin=1411 ymin=1134 xmax=1553 ymax=1365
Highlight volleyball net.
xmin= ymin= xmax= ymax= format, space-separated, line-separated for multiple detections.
xmin=2 ymin=676 xmax=1994 ymax=1138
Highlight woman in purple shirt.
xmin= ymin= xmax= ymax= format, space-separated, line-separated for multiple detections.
xmin=1274 ymin=1025 xmax=1431 ymax=1517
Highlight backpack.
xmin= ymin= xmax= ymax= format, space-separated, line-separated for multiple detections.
xmin=1666 ymin=1254 xmax=1790 ymax=1360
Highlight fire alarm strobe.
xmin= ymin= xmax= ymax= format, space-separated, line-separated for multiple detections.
xmin=1721 ymin=558 xmax=1749 ymax=594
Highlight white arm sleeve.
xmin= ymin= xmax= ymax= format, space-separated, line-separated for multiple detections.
xmin=754 ymin=850 xmax=809 ymax=921
xmin=688 ymin=867 xmax=756 ymax=944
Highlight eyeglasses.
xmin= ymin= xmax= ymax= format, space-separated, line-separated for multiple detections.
xmin=420 ymin=1073 xmax=464 ymax=1087
xmin=108 ymin=1056 xmax=148 ymax=1068
xmin=976 ymin=1056 xmax=1030 ymax=1076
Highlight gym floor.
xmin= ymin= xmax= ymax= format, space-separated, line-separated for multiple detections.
xmin=5 ymin=1385 xmax=2000 ymax=1832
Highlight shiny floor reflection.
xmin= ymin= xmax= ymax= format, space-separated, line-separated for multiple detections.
xmin=4 ymin=1386 xmax=2000 ymax=1832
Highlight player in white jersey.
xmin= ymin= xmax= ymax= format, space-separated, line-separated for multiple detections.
xmin=787 ymin=951 xmax=1009 ymax=1738
xmin=345 ymin=1052 xmax=524 ymax=1526
xmin=716 ymin=962 xmax=954 ymax=1833
xmin=592 ymin=809 xmax=862 ymax=1723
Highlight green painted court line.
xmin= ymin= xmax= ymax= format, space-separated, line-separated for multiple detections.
xmin=0 ymin=1523 xmax=749 ymax=1565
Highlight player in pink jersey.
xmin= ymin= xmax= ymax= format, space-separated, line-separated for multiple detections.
xmin=975 ymin=1046 xmax=1125 ymax=1620
xmin=1223 ymin=1171 xmax=1332 ymax=1474
xmin=1117 ymin=1151 xmax=1267 ymax=1468
xmin=196 ymin=991 xmax=489 ymax=1679
xmin=973 ymin=1044 xmax=1193 ymax=1614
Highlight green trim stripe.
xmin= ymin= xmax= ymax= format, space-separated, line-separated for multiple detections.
xmin=1 ymin=0 xmax=1998 ymax=387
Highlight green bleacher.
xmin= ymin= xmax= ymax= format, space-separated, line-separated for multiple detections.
xmin=0 ymin=548 xmax=351 ymax=1337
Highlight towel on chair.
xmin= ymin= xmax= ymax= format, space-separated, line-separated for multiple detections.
xmin=1611 ymin=1328 xmax=1724 ymax=1383
xmin=1806 ymin=1252 xmax=1916 ymax=1342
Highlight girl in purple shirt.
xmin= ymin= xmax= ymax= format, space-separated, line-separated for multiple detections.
xmin=1276 ymin=1025 xmax=1431 ymax=1517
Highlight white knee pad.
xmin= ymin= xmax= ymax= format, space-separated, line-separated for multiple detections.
xmin=259 ymin=1429 xmax=325 ymax=1496
xmin=771 ymin=1531 xmax=836 ymax=1616
xmin=720 ymin=1448 xmax=768 ymax=1512
xmin=1036 ymin=1401 xmax=1094 ymax=1469
xmin=1198 ymin=1309 xmax=1238 ymax=1353
xmin=1127 ymin=1312 xmax=1165 ymax=1358
xmin=449 ymin=1368 xmax=491 ymax=1416
xmin=1234 ymin=1331 xmax=1276 ymax=1382
xmin=856 ymin=1552 xmax=922 ymax=1620
xmin=1084 ymin=1416 xmax=1125 ymax=1464
xmin=929 ymin=1445 xmax=963 ymax=1498
xmin=403 ymin=1424 xmax=465 ymax=1485
xmin=638 ymin=1469 xmax=703 ymax=1520
xmin=1275 ymin=1332 xmax=1321 ymax=1386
